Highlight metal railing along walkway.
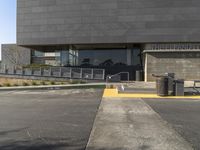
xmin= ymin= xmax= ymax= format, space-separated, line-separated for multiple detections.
xmin=0 ymin=66 xmax=105 ymax=80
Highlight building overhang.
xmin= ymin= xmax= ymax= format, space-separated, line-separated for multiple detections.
xmin=143 ymin=50 xmax=200 ymax=53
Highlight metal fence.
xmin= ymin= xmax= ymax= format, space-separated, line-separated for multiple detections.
xmin=0 ymin=66 xmax=105 ymax=80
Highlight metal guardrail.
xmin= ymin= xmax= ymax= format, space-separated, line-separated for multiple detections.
xmin=0 ymin=66 xmax=105 ymax=80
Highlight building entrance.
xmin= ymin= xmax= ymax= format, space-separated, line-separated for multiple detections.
xmin=31 ymin=44 xmax=144 ymax=80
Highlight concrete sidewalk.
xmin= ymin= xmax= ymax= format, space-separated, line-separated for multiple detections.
xmin=86 ymin=98 xmax=193 ymax=150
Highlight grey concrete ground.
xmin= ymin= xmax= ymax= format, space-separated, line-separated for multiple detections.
xmin=86 ymin=98 xmax=193 ymax=150
xmin=144 ymin=98 xmax=200 ymax=150
xmin=0 ymin=89 xmax=103 ymax=150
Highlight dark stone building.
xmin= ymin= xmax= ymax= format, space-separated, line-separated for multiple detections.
xmin=2 ymin=0 xmax=200 ymax=81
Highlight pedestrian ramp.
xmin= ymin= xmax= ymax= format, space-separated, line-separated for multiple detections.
xmin=86 ymin=98 xmax=193 ymax=150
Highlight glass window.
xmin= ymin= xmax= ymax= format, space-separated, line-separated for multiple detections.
xmin=131 ymin=48 xmax=141 ymax=66
xmin=32 ymin=50 xmax=44 ymax=57
xmin=60 ymin=50 xmax=69 ymax=66
xmin=32 ymin=48 xmax=143 ymax=67
xmin=78 ymin=49 xmax=127 ymax=67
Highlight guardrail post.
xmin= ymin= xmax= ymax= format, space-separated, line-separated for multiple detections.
xmin=91 ymin=69 xmax=94 ymax=79
xmin=40 ymin=67 xmax=42 ymax=76
xmin=31 ymin=68 xmax=33 ymax=76
xmin=14 ymin=66 xmax=16 ymax=74
xmin=102 ymin=69 xmax=105 ymax=80
xmin=70 ymin=68 xmax=72 ymax=78
xmin=128 ymin=72 xmax=130 ymax=81
xmin=22 ymin=68 xmax=25 ymax=75
xmin=80 ymin=68 xmax=83 ymax=79
xmin=49 ymin=67 xmax=52 ymax=76
xmin=60 ymin=67 xmax=62 ymax=77
xmin=12 ymin=66 xmax=15 ymax=74
xmin=5 ymin=69 xmax=8 ymax=74
xmin=4 ymin=64 xmax=7 ymax=74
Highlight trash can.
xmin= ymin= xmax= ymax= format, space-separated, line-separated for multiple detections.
xmin=174 ymin=79 xmax=184 ymax=96
xmin=165 ymin=73 xmax=175 ymax=95
xmin=156 ymin=76 xmax=169 ymax=96
xmin=136 ymin=70 xmax=144 ymax=81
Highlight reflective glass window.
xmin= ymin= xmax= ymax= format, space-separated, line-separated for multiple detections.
xmin=78 ymin=49 xmax=127 ymax=67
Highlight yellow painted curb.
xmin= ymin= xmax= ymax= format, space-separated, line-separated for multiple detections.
xmin=103 ymin=89 xmax=200 ymax=99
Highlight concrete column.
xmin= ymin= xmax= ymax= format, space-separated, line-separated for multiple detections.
xmin=69 ymin=45 xmax=78 ymax=66
xmin=127 ymin=49 xmax=132 ymax=65
xmin=144 ymin=53 xmax=148 ymax=82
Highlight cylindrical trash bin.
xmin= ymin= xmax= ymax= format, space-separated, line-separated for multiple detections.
xmin=156 ymin=76 xmax=169 ymax=96
xmin=165 ymin=73 xmax=175 ymax=95
xmin=136 ymin=70 xmax=144 ymax=81
xmin=174 ymin=79 xmax=184 ymax=96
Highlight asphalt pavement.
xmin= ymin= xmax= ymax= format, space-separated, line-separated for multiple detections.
xmin=0 ymin=88 xmax=200 ymax=150
xmin=144 ymin=98 xmax=200 ymax=150
xmin=0 ymin=89 xmax=103 ymax=150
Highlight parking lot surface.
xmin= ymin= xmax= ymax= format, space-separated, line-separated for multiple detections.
xmin=0 ymin=89 xmax=103 ymax=150
xmin=144 ymin=98 xmax=200 ymax=150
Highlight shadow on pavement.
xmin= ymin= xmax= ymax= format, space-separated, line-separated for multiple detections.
xmin=0 ymin=138 xmax=85 ymax=150
xmin=87 ymin=145 xmax=150 ymax=150
xmin=0 ymin=128 xmax=85 ymax=150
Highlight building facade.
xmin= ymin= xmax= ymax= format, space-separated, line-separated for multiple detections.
xmin=1 ymin=44 xmax=31 ymax=68
xmin=2 ymin=0 xmax=200 ymax=81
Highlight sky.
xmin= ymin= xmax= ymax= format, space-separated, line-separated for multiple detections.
xmin=0 ymin=0 xmax=16 ymax=60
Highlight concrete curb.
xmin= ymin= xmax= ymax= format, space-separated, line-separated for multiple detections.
xmin=0 ymin=83 xmax=106 ymax=91
xmin=103 ymin=89 xmax=200 ymax=99
xmin=85 ymin=96 xmax=104 ymax=150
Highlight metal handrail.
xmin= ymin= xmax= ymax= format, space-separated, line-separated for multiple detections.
xmin=0 ymin=65 xmax=105 ymax=80
xmin=106 ymin=72 xmax=129 ymax=82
